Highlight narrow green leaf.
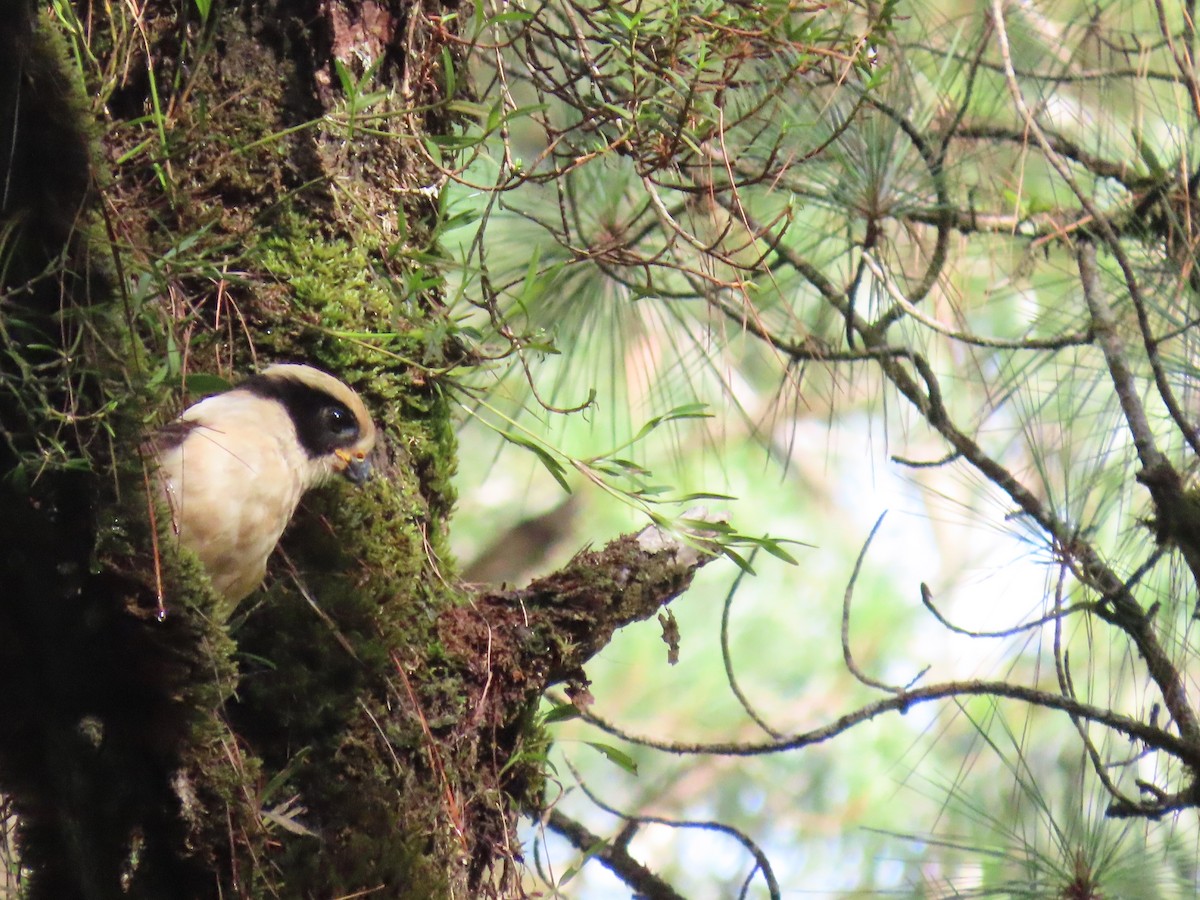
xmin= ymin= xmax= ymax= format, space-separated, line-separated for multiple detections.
xmin=679 ymin=517 xmax=733 ymax=533
xmin=542 ymin=703 xmax=582 ymax=724
xmin=675 ymin=491 xmax=737 ymax=502
xmin=636 ymin=485 xmax=671 ymax=497
xmin=721 ymin=547 xmax=755 ymax=574
xmin=583 ymin=741 xmax=638 ymax=775
xmin=609 ymin=458 xmax=652 ymax=475
xmin=753 ymin=537 xmax=800 ymax=565
xmin=503 ymin=433 xmax=571 ymax=492
xmin=441 ymin=47 xmax=456 ymax=97
xmin=333 ymin=58 xmax=354 ymax=97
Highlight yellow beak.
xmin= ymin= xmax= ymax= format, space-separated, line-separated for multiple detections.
xmin=334 ymin=449 xmax=373 ymax=484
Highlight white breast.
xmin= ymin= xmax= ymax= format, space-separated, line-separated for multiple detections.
xmin=156 ymin=392 xmax=311 ymax=602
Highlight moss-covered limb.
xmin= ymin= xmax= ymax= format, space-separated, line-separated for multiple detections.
xmin=547 ymin=809 xmax=687 ymax=900
xmin=442 ymin=520 xmax=718 ymax=707
xmin=395 ymin=521 xmax=718 ymax=886
xmin=519 ymin=521 xmax=718 ymax=683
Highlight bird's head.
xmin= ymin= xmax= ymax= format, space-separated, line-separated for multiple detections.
xmin=240 ymin=364 xmax=377 ymax=488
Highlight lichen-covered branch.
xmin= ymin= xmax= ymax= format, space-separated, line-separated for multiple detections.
xmin=546 ymin=809 xmax=687 ymax=900
xmin=439 ymin=520 xmax=720 ymax=715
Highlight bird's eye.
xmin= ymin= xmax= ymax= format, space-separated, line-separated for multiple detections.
xmin=323 ymin=405 xmax=357 ymax=437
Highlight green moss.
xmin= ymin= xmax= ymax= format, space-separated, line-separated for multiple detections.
xmin=255 ymin=225 xmax=433 ymax=371
xmin=250 ymin=210 xmax=461 ymax=576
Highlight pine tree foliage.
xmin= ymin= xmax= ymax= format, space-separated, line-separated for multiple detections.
xmin=445 ymin=1 xmax=1200 ymax=895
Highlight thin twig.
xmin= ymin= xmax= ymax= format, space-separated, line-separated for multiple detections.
xmin=719 ymin=547 xmax=782 ymax=739
xmin=573 ymin=678 xmax=1198 ymax=767
xmin=863 ymin=252 xmax=1091 ymax=351
xmin=564 ymin=758 xmax=781 ymax=900
xmin=1049 ymin=560 xmax=1141 ymax=812
xmin=842 ymin=512 xmax=928 ymax=693
xmin=891 ymin=450 xmax=961 ymax=469
xmin=920 ymin=582 xmax=1095 ymax=639
xmin=1076 ymin=239 xmax=1166 ymax=472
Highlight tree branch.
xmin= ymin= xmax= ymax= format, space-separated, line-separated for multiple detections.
xmin=546 ymin=809 xmax=687 ymax=900
xmin=574 ymin=678 xmax=1199 ymax=768
xmin=439 ymin=516 xmax=723 ymax=732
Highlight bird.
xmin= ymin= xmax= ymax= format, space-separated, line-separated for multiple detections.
xmin=153 ymin=364 xmax=376 ymax=605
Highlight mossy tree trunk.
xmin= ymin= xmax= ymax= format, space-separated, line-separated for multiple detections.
xmin=0 ymin=1 xmax=713 ymax=896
